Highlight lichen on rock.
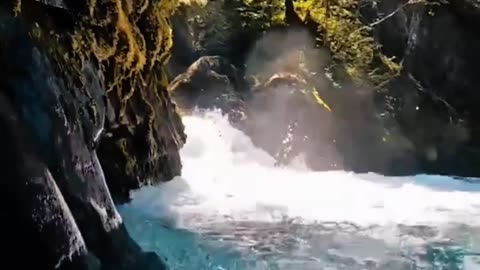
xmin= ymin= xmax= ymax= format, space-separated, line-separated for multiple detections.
xmin=16 ymin=0 xmax=187 ymax=202
xmin=0 ymin=0 xmax=190 ymax=269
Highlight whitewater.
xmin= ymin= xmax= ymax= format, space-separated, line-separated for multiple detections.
xmin=119 ymin=110 xmax=480 ymax=270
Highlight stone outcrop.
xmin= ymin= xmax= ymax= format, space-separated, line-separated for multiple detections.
xmin=243 ymin=73 xmax=341 ymax=169
xmin=1 ymin=0 xmax=186 ymax=269
xmin=360 ymin=0 xmax=480 ymax=176
xmin=168 ymin=55 xmax=250 ymax=122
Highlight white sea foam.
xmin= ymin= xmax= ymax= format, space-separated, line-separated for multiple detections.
xmin=129 ymin=110 xmax=480 ymax=228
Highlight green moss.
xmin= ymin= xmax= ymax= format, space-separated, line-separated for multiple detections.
xmin=235 ymin=0 xmax=445 ymax=89
xmin=19 ymin=0 xmax=186 ymax=187
xmin=118 ymin=138 xmax=137 ymax=179
xmin=242 ymin=0 xmax=286 ymax=26
xmin=75 ymin=0 xmax=179 ymax=86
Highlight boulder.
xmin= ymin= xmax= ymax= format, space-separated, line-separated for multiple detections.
xmin=169 ymin=55 xmax=247 ymax=121
xmin=242 ymin=73 xmax=342 ymax=169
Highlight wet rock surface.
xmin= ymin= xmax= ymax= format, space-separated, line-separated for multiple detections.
xmin=0 ymin=0 xmax=185 ymax=268
xmin=361 ymin=0 xmax=480 ymax=176
xmin=169 ymin=56 xmax=246 ymax=116
xmin=0 ymin=91 xmax=94 ymax=270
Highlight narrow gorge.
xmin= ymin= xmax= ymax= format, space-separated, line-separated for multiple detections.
xmin=2 ymin=0 xmax=480 ymax=269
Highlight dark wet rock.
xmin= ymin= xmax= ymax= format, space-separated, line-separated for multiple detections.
xmin=167 ymin=0 xmax=269 ymax=75
xmin=360 ymin=0 xmax=480 ymax=176
xmin=35 ymin=0 xmax=67 ymax=9
xmin=98 ymin=67 xmax=185 ymax=204
xmin=169 ymin=55 xmax=247 ymax=121
xmin=0 ymin=92 xmax=95 ymax=270
xmin=167 ymin=8 xmax=200 ymax=78
xmin=450 ymin=0 xmax=480 ymax=27
xmin=0 ymin=0 xmax=183 ymax=269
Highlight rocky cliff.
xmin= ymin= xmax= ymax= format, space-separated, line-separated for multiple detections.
xmin=4 ymin=0 xmax=480 ymax=269
xmin=361 ymin=0 xmax=480 ymax=176
xmin=1 ymin=0 xmax=185 ymax=269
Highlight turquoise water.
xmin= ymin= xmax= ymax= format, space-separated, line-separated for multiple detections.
xmin=121 ymin=204 xmax=480 ymax=270
xmin=120 ymin=209 xmax=260 ymax=270
xmin=119 ymin=112 xmax=480 ymax=270
xmin=120 ymin=204 xmax=480 ymax=270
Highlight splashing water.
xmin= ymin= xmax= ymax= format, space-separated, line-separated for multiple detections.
xmin=119 ymin=110 xmax=480 ymax=270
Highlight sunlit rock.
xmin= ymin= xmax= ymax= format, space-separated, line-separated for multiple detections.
xmin=169 ymin=55 xmax=247 ymax=122
xmin=242 ymin=72 xmax=341 ymax=170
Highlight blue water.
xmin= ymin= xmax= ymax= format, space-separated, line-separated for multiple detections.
xmin=120 ymin=208 xmax=260 ymax=270
xmin=118 ymin=112 xmax=480 ymax=270
xmin=120 ymin=202 xmax=480 ymax=270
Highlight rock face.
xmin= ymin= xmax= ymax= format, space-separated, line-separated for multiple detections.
xmin=0 ymin=91 xmax=93 ymax=270
xmin=168 ymin=56 xmax=247 ymax=121
xmin=361 ymin=0 xmax=480 ymax=176
xmin=167 ymin=0 xmax=274 ymax=78
xmin=1 ymin=0 xmax=185 ymax=269
xmin=243 ymin=73 xmax=341 ymax=169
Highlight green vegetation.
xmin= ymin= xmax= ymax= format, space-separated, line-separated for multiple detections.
xmin=16 ymin=0 xmax=187 ymax=186
xmin=239 ymin=0 xmax=446 ymax=88
xmin=299 ymin=0 xmax=402 ymax=87
xmin=240 ymin=0 xmax=286 ymax=27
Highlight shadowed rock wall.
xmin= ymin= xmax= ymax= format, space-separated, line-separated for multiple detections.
xmin=0 ymin=0 xmax=186 ymax=269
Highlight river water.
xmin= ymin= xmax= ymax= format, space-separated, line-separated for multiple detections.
xmin=119 ymin=111 xmax=480 ymax=270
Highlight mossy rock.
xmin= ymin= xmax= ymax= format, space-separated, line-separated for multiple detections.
xmin=169 ymin=55 xmax=247 ymax=122
xmin=12 ymin=0 xmax=187 ymax=202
